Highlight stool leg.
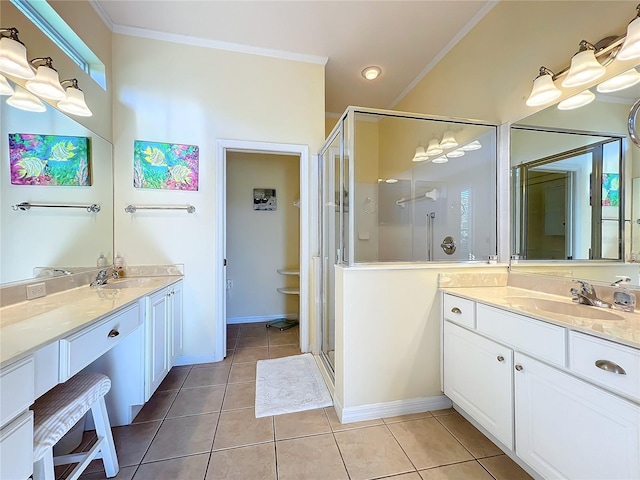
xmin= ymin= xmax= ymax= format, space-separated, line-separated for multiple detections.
xmin=33 ymin=448 xmax=55 ymax=480
xmin=91 ymin=396 xmax=119 ymax=478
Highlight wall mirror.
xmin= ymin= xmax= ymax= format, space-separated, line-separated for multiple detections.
xmin=0 ymin=78 xmax=113 ymax=285
xmin=510 ymin=83 xmax=640 ymax=286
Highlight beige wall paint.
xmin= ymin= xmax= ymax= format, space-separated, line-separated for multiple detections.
xmin=395 ymin=1 xmax=640 ymax=125
xmin=1 ymin=1 xmax=112 ymax=140
xmin=112 ymin=33 xmax=324 ymax=360
xmin=226 ymin=152 xmax=300 ymax=320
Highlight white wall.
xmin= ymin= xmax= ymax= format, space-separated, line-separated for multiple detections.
xmin=112 ymin=34 xmax=324 ymax=362
xmin=226 ymin=152 xmax=300 ymax=321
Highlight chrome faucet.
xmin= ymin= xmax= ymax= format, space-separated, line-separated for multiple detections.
xmin=570 ymin=279 xmax=611 ymax=308
xmin=90 ymin=268 xmax=118 ymax=288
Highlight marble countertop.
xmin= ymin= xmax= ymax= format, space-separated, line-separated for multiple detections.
xmin=0 ymin=276 xmax=182 ymax=368
xmin=442 ymin=285 xmax=640 ymax=350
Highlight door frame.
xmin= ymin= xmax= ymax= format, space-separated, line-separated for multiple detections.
xmin=215 ymin=139 xmax=311 ymax=360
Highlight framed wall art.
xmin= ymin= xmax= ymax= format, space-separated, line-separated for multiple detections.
xmin=133 ymin=140 xmax=199 ymax=191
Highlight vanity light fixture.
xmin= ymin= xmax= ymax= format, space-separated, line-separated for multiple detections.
xmin=431 ymin=156 xmax=449 ymax=164
xmin=526 ymin=67 xmax=562 ymax=106
xmin=412 ymin=145 xmax=429 ymax=162
xmin=6 ymin=84 xmax=46 ymax=112
xmin=618 ymin=4 xmax=640 ymax=61
xmin=385 ymin=178 xmax=398 ymax=183
xmin=562 ymin=41 xmax=606 ymax=88
xmin=0 ymin=73 xmax=14 ymax=95
xmin=557 ymin=89 xmax=595 ymax=110
xmin=25 ymin=57 xmax=66 ymax=100
xmin=57 ymin=79 xmax=92 ymax=116
xmin=460 ymin=140 xmax=482 ymax=151
xmin=425 ymin=138 xmax=444 ymax=156
xmin=0 ymin=28 xmax=35 ymax=79
xmin=596 ymin=68 xmax=640 ymax=93
xmin=446 ymin=149 xmax=465 ymax=158
xmin=361 ymin=66 xmax=382 ymax=80
xmin=439 ymin=131 xmax=458 ymax=149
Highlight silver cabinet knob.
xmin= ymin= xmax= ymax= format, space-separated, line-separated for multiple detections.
xmin=451 ymin=307 xmax=462 ymax=314
xmin=515 ymin=364 xmax=523 ymax=371
xmin=497 ymin=355 xmax=505 ymax=362
xmin=595 ymin=360 xmax=627 ymax=375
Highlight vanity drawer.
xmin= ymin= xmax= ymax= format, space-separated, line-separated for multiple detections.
xmin=477 ymin=304 xmax=566 ymax=366
xmin=443 ymin=294 xmax=476 ymax=328
xmin=569 ymin=331 xmax=640 ymax=401
xmin=60 ymin=304 xmax=141 ymax=381
xmin=0 ymin=357 xmax=34 ymax=426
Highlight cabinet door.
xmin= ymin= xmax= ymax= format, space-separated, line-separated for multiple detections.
xmin=515 ymin=352 xmax=640 ymax=480
xmin=443 ymin=321 xmax=514 ymax=449
xmin=170 ymin=280 xmax=184 ymax=365
xmin=146 ymin=289 xmax=169 ymax=400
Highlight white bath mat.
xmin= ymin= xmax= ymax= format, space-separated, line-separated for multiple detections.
xmin=255 ymin=353 xmax=333 ymax=418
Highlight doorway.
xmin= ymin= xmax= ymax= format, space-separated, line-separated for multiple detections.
xmin=215 ymin=140 xmax=311 ymax=361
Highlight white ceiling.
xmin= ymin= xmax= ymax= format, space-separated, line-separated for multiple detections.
xmin=91 ymin=0 xmax=496 ymax=115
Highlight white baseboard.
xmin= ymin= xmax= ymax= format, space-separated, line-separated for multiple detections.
xmin=339 ymin=395 xmax=453 ymax=424
xmin=174 ymin=353 xmax=222 ymax=366
xmin=227 ymin=313 xmax=298 ymax=325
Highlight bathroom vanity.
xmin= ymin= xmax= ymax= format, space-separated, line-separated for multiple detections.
xmin=0 ymin=275 xmax=183 ymax=479
xmin=440 ymin=283 xmax=640 ymax=480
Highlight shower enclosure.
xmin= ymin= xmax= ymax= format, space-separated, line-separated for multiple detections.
xmin=318 ymin=107 xmax=498 ymax=376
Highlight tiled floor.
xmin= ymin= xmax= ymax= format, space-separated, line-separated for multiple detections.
xmin=63 ymin=322 xmax=532 ymax=480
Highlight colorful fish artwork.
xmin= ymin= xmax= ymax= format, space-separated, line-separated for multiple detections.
xmin=133 ymin=140 xmax=199 ymax=191
xmin=9 ymin=133 xmax=91 ymax=186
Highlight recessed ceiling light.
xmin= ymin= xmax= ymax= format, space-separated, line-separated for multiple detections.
xmin=361 ymin=66 xmax=382 ymax=80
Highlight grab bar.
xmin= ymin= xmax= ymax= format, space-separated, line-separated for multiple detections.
xmin=12 ymin=202 xmax=101 ymax=213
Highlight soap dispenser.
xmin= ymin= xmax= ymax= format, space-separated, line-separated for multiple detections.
xmin=96 ymin=252 xmax=107 ymax=268
xmin=114 ymin=252 xmax=125 ymax=278
xmin=612 ymin=276 xmax=636 ymax=312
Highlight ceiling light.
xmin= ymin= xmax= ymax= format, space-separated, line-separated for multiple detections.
xmin=596 ymin=68 xmax=640 ymax=93
xmin=6 ymin=85 xmax=46 ymax=112
xmin=412 ymin=146 xmax=429 ymax=162
xmin=618 ymin=4 xmax=640 ymax=61
xmin=0 ymin=73 xmax=14 ymax=95
xmin=460 ymin=140 xmax=482 ymax=151
xmin=361 ymin=66 xmax=381 ymax=80
xmin=57 ymin=79 xmax=92 ymax=116
xmin=526 ymin=67 xmax=562 ymax=106
xmin=431 ymin=156 xmax=448 ymax=164
xmin=426 ymin=139 xmax=444 ymax=156
xmin=562 ymin=41 xmax=606 ymax=88
xmin=446 ymin=149 xmax=465 ymax=158
xmin=0 ymin=28 xmax=35 ymax=79
xmin=439 ymin=131 xmax=458 ymax=149
xmin=557 ymin=89 xmax=595 ymax=110
xmin=25 ymin=57 xmax=66 ymax=100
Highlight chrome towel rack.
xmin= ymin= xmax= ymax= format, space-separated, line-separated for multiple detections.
xmin=396 ymin=189 xmax=438 ymax=207
xmin=12 ymin=202 xmax=101 ymax=213
xmin=125 ymin=204 xmax=196 ymax=214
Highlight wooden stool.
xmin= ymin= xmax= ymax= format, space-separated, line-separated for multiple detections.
xmin=31 ymin=373 xmax=119 ymax=480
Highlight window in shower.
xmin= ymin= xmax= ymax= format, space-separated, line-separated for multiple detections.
xmin=341 ymin=108 xmax=497 ymax=264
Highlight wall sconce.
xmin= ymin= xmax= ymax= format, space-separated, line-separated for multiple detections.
xmin=6 ymin=84 xmax=46 ymax=112
xmin=57 ymin=79 xmax=92 ymax=117
xmin=526 ymin=3 xmax=640 ymax=109
xmin=412 ymin=146 xmax=429 ymax=162
xmin=439 ymin=131 xmax=458 ymax=149
xmin=0 ymin=73 xmax=14 ymax=95
xmin=431 ymin=156 xmax=448 ymax=164
xmin=0 ymin=27 xmax=35 ymax=79
xmin=426 ymin=138 xmax=444 ymax=156
xmin=460 ymin=140 xmax=482 ymax=151
xmin=446 ymin=149 xmax=465 ymax=159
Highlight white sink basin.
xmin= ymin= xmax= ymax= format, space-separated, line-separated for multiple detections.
xmin=504 ymin=296 xmax=624 ymax=321
xmin=99 ymin=277 xmax=160 ymax=289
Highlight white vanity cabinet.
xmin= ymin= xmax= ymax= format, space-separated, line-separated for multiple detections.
xmin=145 ymin=280 xmax=183 ymax=400
xmin=441 ymin=292 xmax=640 ymax=480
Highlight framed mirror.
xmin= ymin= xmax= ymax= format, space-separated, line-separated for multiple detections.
xmin=0 ymin=80 xmax=113 ymax=285
xmin=510 ymin=83 xmax=640 ymax=285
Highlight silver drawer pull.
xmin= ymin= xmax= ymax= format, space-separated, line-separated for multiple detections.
xmin=515 ymin=364 xmax=523 ymax=371
xmin=108 ymin=329 xmax=120 ymax=338
xmin=595 ymin=360 xmax=626 ymax=375
xmin=451 ymin=307 xmax=462 ymax=314
xmin=497 ymin=355 xmax=505 ymax=362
